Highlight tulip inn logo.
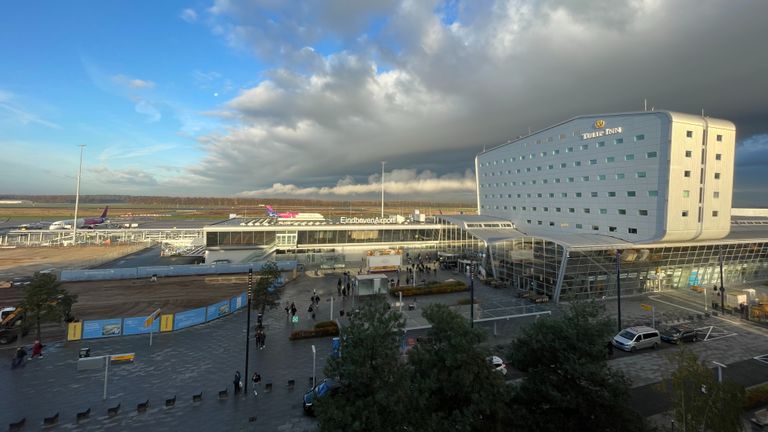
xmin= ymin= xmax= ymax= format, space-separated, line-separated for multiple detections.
xmin=582 ymin=119 xmax=622 ymax=140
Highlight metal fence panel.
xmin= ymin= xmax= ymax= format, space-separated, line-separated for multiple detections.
xmin=60 ymin=260 xmax=297 ymax=282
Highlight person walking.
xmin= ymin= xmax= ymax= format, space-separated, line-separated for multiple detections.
xmin=11 ymin=346 xmax=27 ymax=369
xmin=31 ymin=340 xmax=44 ymax=358
xmin=337 ymin=279 xmax=342 ymax=296
xmin=260 ymin=330 xmax=266 ymax=349
xmin=285 ymin=302 xmax=290 ymax=317
xmin=251 ymin=372 xmax=262 ymax=396
xmin=290 ymin=302 xmax=297 ymax=317
xmin=233 ymin=371 xmax=242 ymax=394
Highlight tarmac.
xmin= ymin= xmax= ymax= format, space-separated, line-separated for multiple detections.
xmin=4 ymin=267 xmax=768 ymax=430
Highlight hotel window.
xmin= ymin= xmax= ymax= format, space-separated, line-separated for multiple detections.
xmin=589 ymin=159 xmax=597 ymax=165
xmin=543 ymin=207 xmax=549 ymax=211
xmin=574 ymin=161 xmax=581 ymax=167
xmin=556 ymin=207 xmax=561 ymax=212
xmin=512 ymin=206 xmax=517 ymax=210
xmin=609 ymin=226 xmax=617 ymax=232
xmin=625 ymin=154 xmax=635 ymax=161
xmin=575 ymin=192 xmax=582 ymax=198
xmin=508 ymin=194 xmax=512 ymax=198
xmin=627 ymin=191 xmax=636 ymax=197
xmin=685 ymin=150 xmax=692 ymax=158
xmin=606 ymin=156 xmax=615 ymax=163
xmin=560 ymin=163 xmax=567 ymax=168
xmin=713 ymin=191 xmax=720 ymax=198
xmin=598 ymin=174 xmax=607 ymax=181
xmin=569 ymin=208 xmax=575 ymax=213
xmin=583 ymin=208 xmax=591 ymax=214
xmin=517 ymin=194 xmax=522 ymax=198
xmin=549 ymin=221 xmax=555 ymax=226
xmin=597 ymin=141 xmax=606 ymax=148
xmin=715 ymin=153 xmax=722 ymax=160
xmin=683 ymin=190 xmax=690 ymax=198
xmin=548 ymin=137 xmax=554 ymax=142
xmin=628 ymin=228 xmax=638 ymax=234
xmin=682 ymin=210 xmax=689 ymax=217
xmin=503 ymin=206 xmax=508 ymax=210
xmin=566 ymin=147 xmax=574 ymax=153
xmin=553 ymin=149 xmax=560 ymax=155
xmin=516 ymin=169 xmax=521 ymax=174
xmin=543 ymin=179 xmax=548 ymax=184
xmin=540 ymin=152 xmax=546 ymax=157
xmin=717 ymin=134 xmax=723 ymax=142
xmin=520 ymin=155 xmax=525 ymax=160
xmin=648 ymin=190 xmax=659 ymax=197
xmin=591 ymin=192 xmax=598 ymax=197
xmin=714 ymin=172 xmax=721 ymax=179
xmin=576 ymin=223 xmax=583 ymax=229
xmin=712 ymin=211 xmax=719 ymax=217
xmin=638 ymin=209 xmax=648 ymax=216
xmin=522 ymin=206 xmax=527 ymax=211
xmin=567 ymin=177 xmax=575 ymax=183
xmin=684 ymin=170 xmax=691 ymax=177
xmin=559 ymin=133 xmax=566 ymax=140
xmin=592 ymin=225 xmax=599 ymax=231
xmin=555 ymin=178 xmax=561 ymax=183
xmin=634 ymin=134 xmax=645 ymax=141
xmin=581 ymin=144 xmax=589 ymax=150
xmin=526 ymin=167 xmax=531 ymax=172
xmin=548 ymin=164 xmax=554 ymax=170
xmin=537 ymin=139 xmax=542 ymax=144
xmin=532 ymin=207 xmax=537 ymax=211
xmin=636 ymin=171 xmax=646 ymax=178
xmin=608 ymin=191 xmax=616 ymax=197
xmin=618 ymin=209 xmax=626 ymax=215
xmin=526 ymin=219 xmax=531 ymax=224
xmin=646 ymin=151 xmax=657 ymax=158
xmin=582 ymin=176 xmax=590 ymax=181
xmin=561 ymin=192 xmax=568 ymax=198
xmin=527 ymin=193 xmax=532 ymax=198
xmin=530 ymin=153 xmax=535 ymax=159
xmin=537 ymin=193 xmax=543 ymax=198
xmin=549 ymin=193 xmax=555 ymax=198
xmin=616 ymin=173 xmax=625 ymax=180
xmin=536 ymin=166 xmax=542 ymax=171
xmin=686 ymin=130 xmax=693 ymax=138
xmin=599 ymin=208 xmax=607 ymax=214
xmin=615 ymin=138 xmax=624 ymax=144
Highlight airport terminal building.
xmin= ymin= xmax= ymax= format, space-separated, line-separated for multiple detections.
xmin=202 ymin=110 xmax=768 ymax=305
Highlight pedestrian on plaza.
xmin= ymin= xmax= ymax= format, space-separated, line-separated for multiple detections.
xmin=308 ymin=304 xmax=314 ymax=318
xmin=285 ymin=303 xmax=290 ymax=317
xmin=11 ymin=346 xmax=27 ymax=369
xmin=346 ymin=282 xmax=351 ymax=295
xmin=260 ymin=330 xmax=266 ymax=349
xmin=257 ymin=313 xmax=263 ymax=328
xmin=606 ymin=341 xmax=614 ymax=359
xmin=31 ymin=340 xmax=44 ymax=358
xmin=434 ymin=267 xmax=437 ymax=277
xmin=314 ymin=294 xmax=320 ymax=305
xmin=234 ymin=371 xmax=242 ymax=394
xmin=251 ymin=372 xmax=262 ymax=396
xmin=290 ymin=302 xmax=297 ymax=317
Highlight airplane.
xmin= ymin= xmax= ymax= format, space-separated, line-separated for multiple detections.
xmin=265 ymin=205 xmax=298 ymax=219
xmin=49 ymin=206 xmax=109 ymax=230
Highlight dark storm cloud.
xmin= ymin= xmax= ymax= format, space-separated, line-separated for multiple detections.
xmin=193 ymin=0 xmax=768 ymax=201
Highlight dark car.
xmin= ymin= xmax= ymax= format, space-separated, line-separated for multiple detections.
xmin=660 ymin=325 xmax=699 ymax=344
xmin=303 ymin=378 xmax=340 ymax=415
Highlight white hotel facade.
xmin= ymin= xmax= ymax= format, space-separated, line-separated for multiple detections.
xmin=475 ymin=111 xmax=736 ymax=243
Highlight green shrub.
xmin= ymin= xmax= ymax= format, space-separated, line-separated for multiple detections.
xmin=455 ymin=298 xmax=478 ymax=305
xmin=290 ymin=324 xmax=340 ymax=340
xmin=744 ymin=384 xmax=768 ymax=409
xmin=315 ymin=320 xmax=339 ymax=330
xmin=389 ymin=280 xmax=468 ymax=297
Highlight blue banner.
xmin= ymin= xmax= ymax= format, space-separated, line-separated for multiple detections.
xmin=206 ymin=300 xmax=230 ymax=321
xmin=83 ymin=318 xmax=123 ymax=339
xmin=123 ymin=315 xmax=161 ymax=335
xmin=173 ymin=307 xmax=206 ymax=330
xmin=230 ymin=293 xmax=245 ymax=312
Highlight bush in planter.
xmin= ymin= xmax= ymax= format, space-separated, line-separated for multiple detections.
xmin=289 ymin=321 xmax=340 ymax=340
xmin=745 ymin=383 xmax=768 ymax=409
xmin=389 ymin=280 xmax=468 ymax=297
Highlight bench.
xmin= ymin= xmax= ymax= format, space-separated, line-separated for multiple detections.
xmin=9 ymin=418 xmax=25 ymax=432
xmin=218 ymin=389 xmax=229 ymax=400
xmin=137 ymin=399 xmax=149 ymax=413
xmin=43 ymin=412 xmax=59 ymax=426
xmin=107 ymin=403 xmax=121 ymax=417
xmin=76 ymin=407 xmax=91 ymax=422
xmin=192 ymin=392 xmax=203 ymax=403
xmin=165 ymin=395 xmax=176 ymax=408
xmin=287 ymin=379 xmax=295 ymax=390
xmin=265 ymin=383 xmax=273 ymax=392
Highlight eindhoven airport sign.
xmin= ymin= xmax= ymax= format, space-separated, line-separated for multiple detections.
xmin=339 ymin=216 xmax=398 ymax=224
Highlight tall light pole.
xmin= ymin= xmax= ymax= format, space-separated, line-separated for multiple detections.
xmin=311 ymin=344 xmax=317 ymax=388
xmin=244 ymin=268 xmax=253 ymax=395
xmin=380 ymin=161 xmax=386 ymax=218
xmin=72 ymin=145 xmax=86 ymax=242
xmin=616 ymin=250 xmax=622 ymax=332
xmin=718 ymin=245 xmax=725 ymax=313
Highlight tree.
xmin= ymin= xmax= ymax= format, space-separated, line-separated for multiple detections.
xmin=507 ymin=300 xmax=647 ymax=432
xmin=316 ymin=295 xmax=411 ymax=432
xmin=21 ymin=273 xmax=78 ymax=341
xmin=253 ymin=261 xmax=282 ymax=315
xmin=666 ymin=348 xmax=744 ymax=432
xmin=407 ymin=303 xmax=512 ymax=432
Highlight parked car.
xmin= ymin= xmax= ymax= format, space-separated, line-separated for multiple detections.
xmin=660 ymin=325 xmax=699 ymax=344
xmin=303 ymin=378 xmax=341 ymax=415
xmin=612 ymin=326 xmax=660 ymax=352
xmin=487 ymin=355 xmax=508 ymax=376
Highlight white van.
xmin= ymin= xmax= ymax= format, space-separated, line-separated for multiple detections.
xmin=612 ymin=326 xmax=660 ymax=352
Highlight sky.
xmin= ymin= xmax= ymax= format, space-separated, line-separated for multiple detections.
xmin=1 ymin=0 xmax=767 ymax=205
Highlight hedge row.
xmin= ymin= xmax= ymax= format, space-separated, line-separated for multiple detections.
xmin=389 ymin=280 xmax=468 ymax=297
xmin=745 ymin=383 xmax=768 ymax=409
xmin=289 ymin=321 xmax=340 ymax=340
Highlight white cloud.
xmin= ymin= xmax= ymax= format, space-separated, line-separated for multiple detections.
xmin=89 ymin=166 xmax=159 ymax=186
xmin=134 ymin=100 xmax=162 ymax=122
xmin=113 ymin=74 xmax=155 ymax=89
xmin=180 ymin=8 xmax=198 ymax=23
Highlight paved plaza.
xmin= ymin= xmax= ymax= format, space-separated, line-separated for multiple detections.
xmin=4 ymin=267 xmax=768 ymax=430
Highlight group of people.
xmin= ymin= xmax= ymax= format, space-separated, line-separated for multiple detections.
xmin=11 ymin=340 xmax=44 ymax=369
xmin=337 ymin=272 xmax=353 ymax=297
xmin=232 ymin=370 xmax=263 ymax=397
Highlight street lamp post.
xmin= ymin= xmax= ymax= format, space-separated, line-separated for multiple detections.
xmin=616 ymin=250 xmax=622 ymax=332
xmin=312 ymin=344 xmax=317 ymax=388
xmin=72 ymin=144 xmax=85 ymax=243
xmin=380 ymin=161 xmax=386 ymax=218
xmin=470 ymin=263 xmax=475 ymax=328
xmin=244 ymin=269 xmax=253 ymax=395
xmin=718 ymin=246 xmax=725 ymax=313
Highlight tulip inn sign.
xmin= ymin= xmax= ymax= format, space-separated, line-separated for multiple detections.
xmin=581 ymin=119 xmax=622 ymax=140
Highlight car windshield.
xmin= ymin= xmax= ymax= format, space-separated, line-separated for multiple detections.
xmin=618 ymin=330 xmax=636 ymax=340
xmin=316 ymin=381 xmax=330 ymax=397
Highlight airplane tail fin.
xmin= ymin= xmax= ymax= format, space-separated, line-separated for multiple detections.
xmin=101 ymin=206 xmax=109 ymax=218
xmin=265 ymin=205 xmax=276 ymax=217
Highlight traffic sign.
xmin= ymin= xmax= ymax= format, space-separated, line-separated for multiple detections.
xmin=144 ymin=309 xmax=162 ymax=328
xmin=640 ymin=304 xmax=653 ymax=311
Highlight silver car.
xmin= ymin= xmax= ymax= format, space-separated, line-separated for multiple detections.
xmin=612 ymin=326 xmax=660 ymax=352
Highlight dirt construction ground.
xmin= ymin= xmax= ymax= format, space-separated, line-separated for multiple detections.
xmin=0 ymin=246 xmax=255 ymax=345
xmin=0 ymin=245 xmax=147 ymax=278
